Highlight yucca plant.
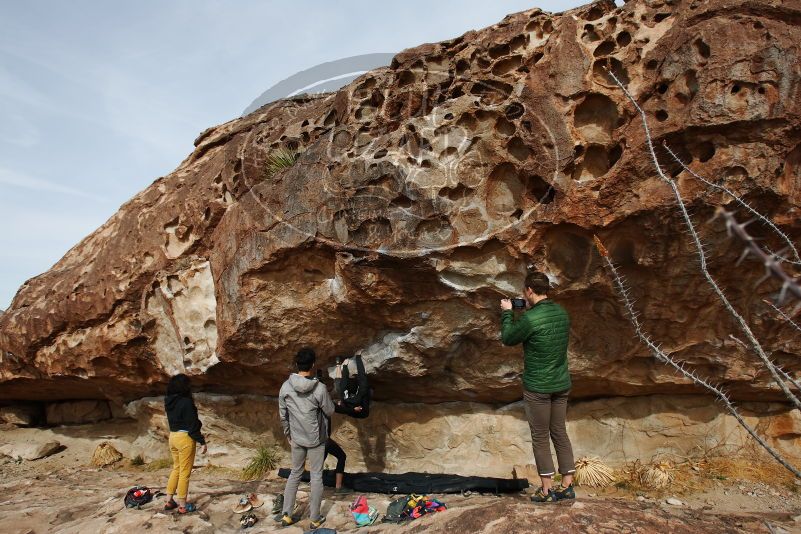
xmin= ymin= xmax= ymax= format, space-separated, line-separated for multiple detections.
xmin=574 ymin=456 xmax=616 ymax=488
xmin=242 ymin=445 xmax=281 ymax=480
xmin=641 ymin=460 xmax=675 ymax=490
xmin=263 ymin=148 xmax=299 ymax=179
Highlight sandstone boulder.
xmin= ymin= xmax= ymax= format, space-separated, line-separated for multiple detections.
xmin=0 ymin=0 xmax=800 ymax=480
xmin=123 ymin=393 xmax=801 ymax=475
xmin=0 ymin=440 xmax=62 ymax=461
xmin=46 ymin=401 xmax=111 ymax=425
xmin=1 ymin=0 xmax=799 ymax=405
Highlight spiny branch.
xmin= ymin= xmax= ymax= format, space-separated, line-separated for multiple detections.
xmin=594 ymin=236 xmax=801 ymax=478
xmin=662 ymin=142 xmax=801 ymax=267
xmin=605 ymin=67 xmax=801 ymax=412
xmin=776 ymin=365 xmax=801 ymax=394
xmin=764 ymin=299 xmax=801 ymax=336
xmin=715 ymin=208 xmax=801 ymax=306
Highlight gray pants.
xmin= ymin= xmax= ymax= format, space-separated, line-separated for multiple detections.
xmin=524 ymin=389 xmax=575 ymax=477
xmin=282 ymin=442 xmax=325 ymax=521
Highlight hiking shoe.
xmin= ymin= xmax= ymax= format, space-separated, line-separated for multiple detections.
xmin=553 ymin=484 xmax=575 ymax=501
xmin=280 ymin=513 xmax=298 ymax=527
xmin=271 ymin=494 xmax=283 ymax=515
xmin=530 ymin=487 xmax=556 ymax=503
xmin=309 ymin=516 xmax=326 ymax=529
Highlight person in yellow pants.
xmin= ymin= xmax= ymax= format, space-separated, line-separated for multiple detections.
xmin=163 ymin=374 xmax=207 ymax=513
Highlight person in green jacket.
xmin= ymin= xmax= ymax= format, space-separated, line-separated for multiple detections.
xmin=501 ymin=270 xmax=576 ymax=503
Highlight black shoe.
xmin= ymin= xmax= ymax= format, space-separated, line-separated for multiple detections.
xmin=271 ymin=494 xmax=283 ymax=515
xmin=553 ymin=484 xmax=576 ymax=501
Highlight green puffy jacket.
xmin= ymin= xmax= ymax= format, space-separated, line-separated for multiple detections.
xmin=500 ymin=299 xmax=571 ymax=393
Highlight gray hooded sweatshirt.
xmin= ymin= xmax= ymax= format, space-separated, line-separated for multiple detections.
xmin=278 ymin=373 xmax=335 ymax=448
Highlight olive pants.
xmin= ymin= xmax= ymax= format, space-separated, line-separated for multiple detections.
xmin=524 ymin=389 xmax=575 ymax=477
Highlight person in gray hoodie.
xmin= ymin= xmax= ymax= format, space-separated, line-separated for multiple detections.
xmin=278 ymin=347 xmax=335 ymax=529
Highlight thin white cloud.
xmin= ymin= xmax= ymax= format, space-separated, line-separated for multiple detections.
xmin=0 ymin=110 xmax=40 ymax=148
xmin=0 ymin=168 xmax=106 ymax=201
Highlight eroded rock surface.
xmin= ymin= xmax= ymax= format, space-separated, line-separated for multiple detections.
xmin=45 ymin=400 xmax=112 ymax=425
xmin=121 ymin=393 xmax=800 ymax=477
xmin=0 ymin=0 xmax=800 ymax=410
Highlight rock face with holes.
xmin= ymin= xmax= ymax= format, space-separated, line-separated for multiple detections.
xmin=1 ymin=0 xmax=800 ymax=421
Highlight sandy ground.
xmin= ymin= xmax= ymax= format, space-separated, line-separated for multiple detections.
xmin=1 ymin=423 xmax=801 ymax=533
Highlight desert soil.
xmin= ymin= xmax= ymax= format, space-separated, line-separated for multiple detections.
xmin=1 ymin=423 xmax=800 ymax=534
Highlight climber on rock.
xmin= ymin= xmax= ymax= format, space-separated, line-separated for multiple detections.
xmin=322 ymin=354 xmax=371 ymax=493
xmin=500 ymin=270 xmax=576 ymax=503
xmin=332 ymin=354 xmax=371 ymax=419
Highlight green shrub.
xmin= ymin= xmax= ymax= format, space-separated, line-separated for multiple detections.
xmin=131 ymin=454 xmax=145 ymax=466
xmin=242 ymin=445 xmax=281 ymax=480
xmin=263 ymin=148 xmax=299 ymax=179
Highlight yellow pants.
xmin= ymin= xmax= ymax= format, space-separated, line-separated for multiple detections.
xmin=166 ymin=432 xmax=196 ymax=499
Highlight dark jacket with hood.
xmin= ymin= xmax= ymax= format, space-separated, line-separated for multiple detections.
xmin=165 ymin=394 xmax=206 ymax=445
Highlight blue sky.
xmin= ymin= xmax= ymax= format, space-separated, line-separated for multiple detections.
xmin=0 ymin=0 xmax=581 ymax=309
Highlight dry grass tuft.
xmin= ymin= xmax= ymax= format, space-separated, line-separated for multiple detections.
xmin=145 ymin=458 xmax=173 ymax=471
xmin=614 ymin=446 xmax=799 ymax=497
xmin=702 ymin=455 xmax=797 ymax=488
xmin=618 ymin=458 xmax=699 ymax=495
xmin=200 ymin=463 xmax=240 ymax=479
xmin=90 ymin=442 xmax=123 ymax=467
xmin=641 ymin=460 xmax=675 ymax=489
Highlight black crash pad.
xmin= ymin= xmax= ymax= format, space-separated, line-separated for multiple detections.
xmin=277 ymin=468 xmax=529 ymax=494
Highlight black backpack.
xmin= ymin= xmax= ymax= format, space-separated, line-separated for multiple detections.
xmin=382 ymin=496 xmax=410 ymax=523
xmin=124 ymin=486 xmax=154 ymax=509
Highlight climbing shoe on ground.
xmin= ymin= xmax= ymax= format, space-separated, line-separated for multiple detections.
xmin=309 ymin=516 xmax=326 ymax=529
xmin=530 ymin=487 xmax=556 ymax=503
xmin=274 ymin=504 xmax=300 ymax=522
xmin=553 ymin=484 xmax=576 ymax=501
xmin=280 ymin=513 xmax=299 ymax=527
xmin=271 ymin=494 xmax=283 ymax=515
